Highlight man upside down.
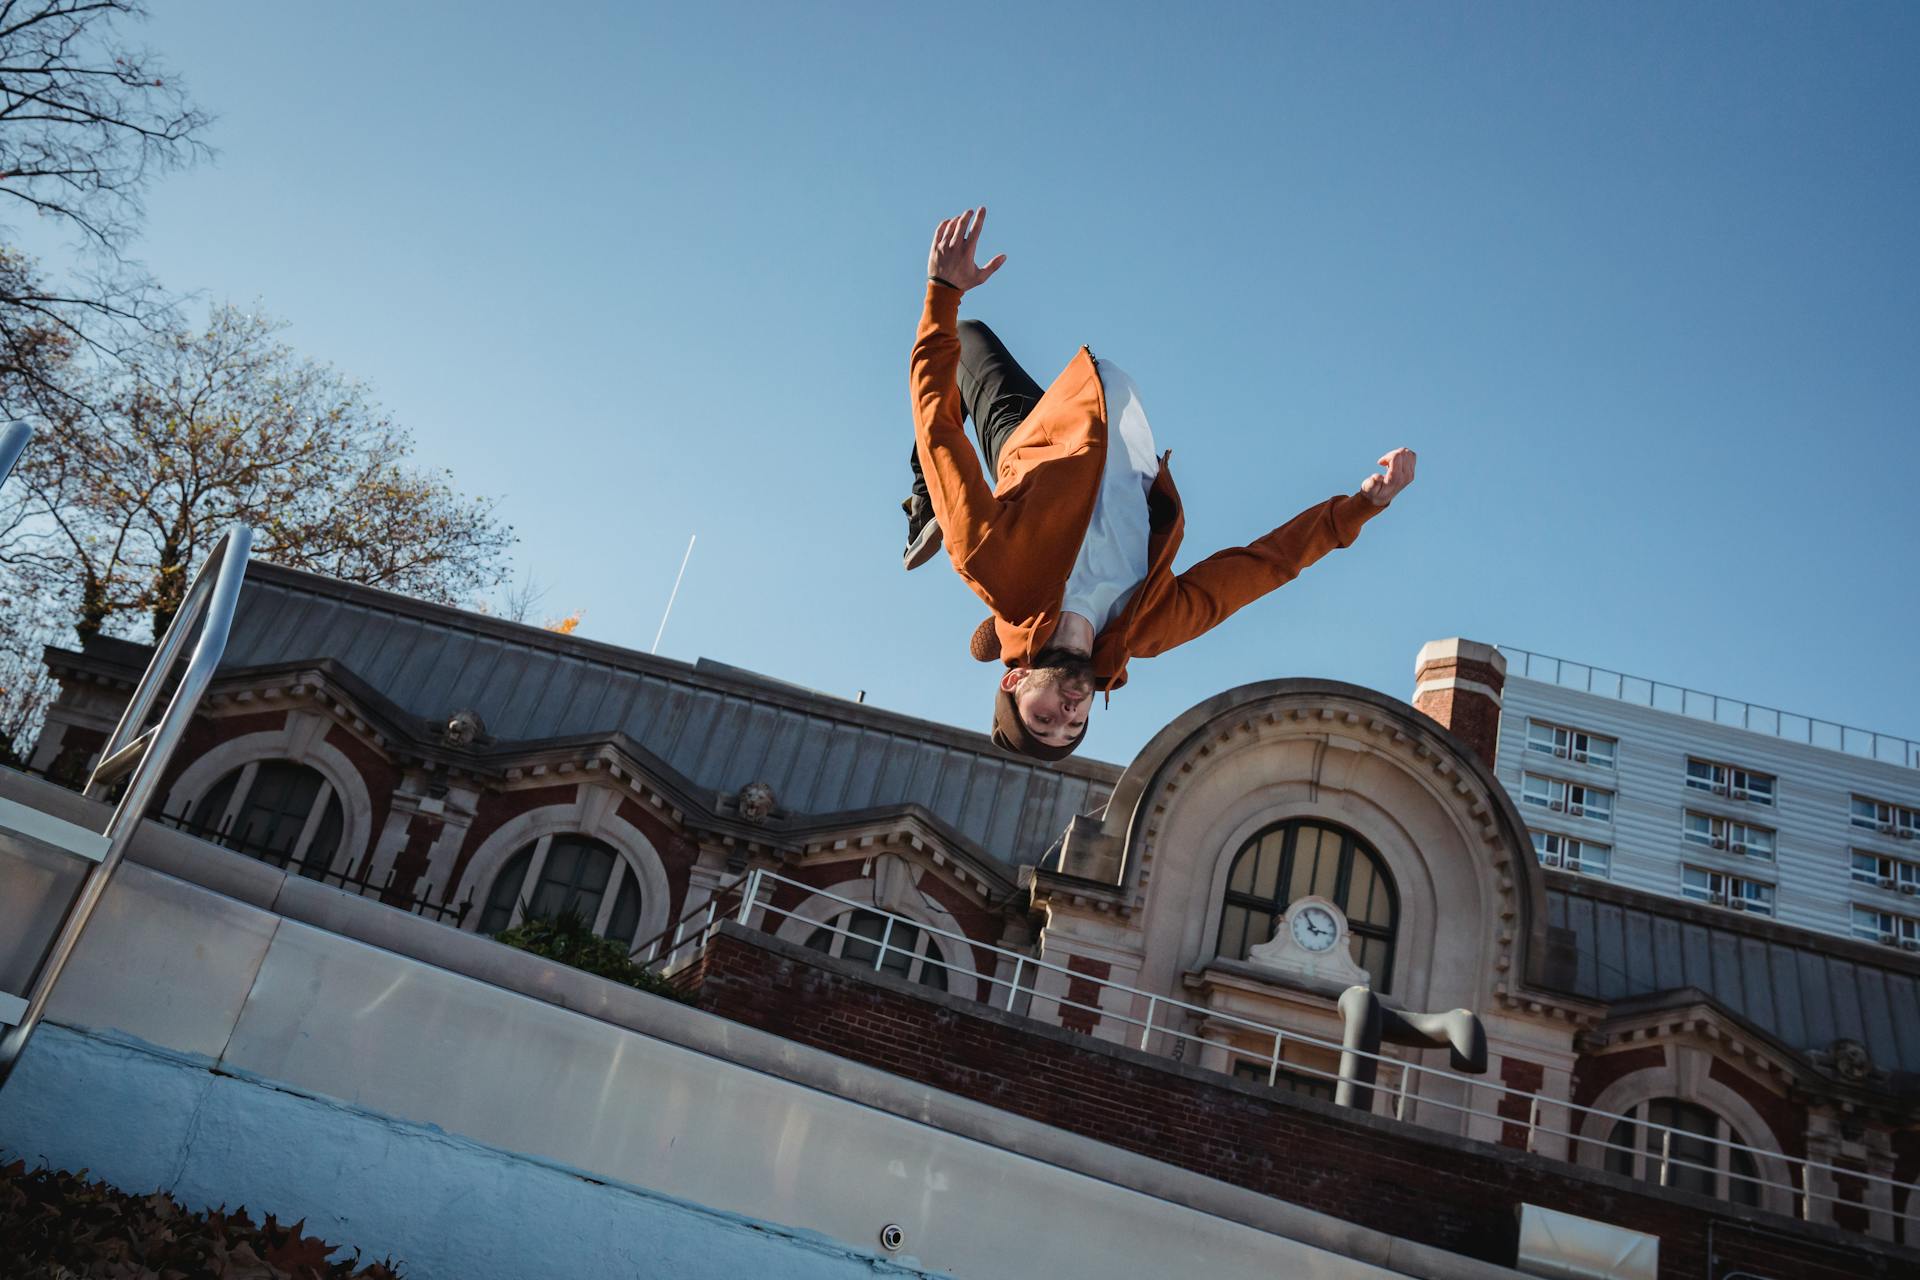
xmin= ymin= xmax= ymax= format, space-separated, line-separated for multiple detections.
xmin=905 ymin=206 xmax=1416 ymax=762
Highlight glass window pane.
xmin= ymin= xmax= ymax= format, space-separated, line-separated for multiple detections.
xmin=1227 ymin=844 xmax=1258 ymax=894
xmin=1605 ymin=1115 xmax=1639 ymax=1178
xmin=188 ymin=771 xmax=239 ymax=834
xmin=529 ymin=837 xmax=617 ymax=923
xmin=915 ymin=948 xmax=949 ymax=992
xmin=1219 ymin=904 xmax=1250 ymax=961
xmin=294 ymin=793 xmax=344 ymax=880
xmin=1352 ymin=934 xmax=1387 ymax=983
xmin=1287 ymin=827 xmax=1324 ymax=902
xmin=1251 ymin=835 xmax=1284 ymax=901
xmin=606 ymin=873 xmax=643 ymax=945
xmin=1729 ymin=1146 xmax=1760 ymax=1207
xmin=231 ymin=763 xmax=328 ymax=866
xmin=1309 ymin=829 xmax=1342 ymax=901
xmin=481 ymin=847 xmax=535 ymax=935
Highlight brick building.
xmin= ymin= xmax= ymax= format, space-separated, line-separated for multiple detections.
xmin=20 ymin=564 xmax=1920 ymax=1276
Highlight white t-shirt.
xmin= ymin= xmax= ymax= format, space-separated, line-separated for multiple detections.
xmin=1060 ymin=360 xmax=1159 ymax=635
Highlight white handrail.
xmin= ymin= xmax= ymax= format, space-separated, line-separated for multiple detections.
xmin=684 ymin=866 xmax=1920 ymax=1213
xmin=0 ymin=421 xmax=30 ymax=487
xmin=0 ymin=524 xmax=253 ymax=1084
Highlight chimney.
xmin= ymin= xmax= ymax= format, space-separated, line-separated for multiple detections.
xmin=1413 ymin=638 xmax=1506 ymax=770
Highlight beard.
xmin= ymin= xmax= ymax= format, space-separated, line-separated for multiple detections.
xmin=1026 ymin=646 xmax=1095 ymax=694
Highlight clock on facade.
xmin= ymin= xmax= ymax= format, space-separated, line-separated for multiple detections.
xmin=1289 ymin=903 xmax=1340 ymax=952
xmin=1246 ymin=895 xmax=1371 ymax=990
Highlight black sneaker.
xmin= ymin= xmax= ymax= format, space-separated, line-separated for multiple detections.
xmin=902 ymin=495 xmax=942 ymax=570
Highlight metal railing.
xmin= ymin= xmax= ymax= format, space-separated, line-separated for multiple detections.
xmin=148 ymin=803 xmax=475 ymax=927
xmin=0 ymin=524 xmax=253 ymax=1083
xmin=0 ymin=421 xmax=30 ymax=486
xmin=666 ymin=866 xmax=1919 ymax=1222
xmin=1499 ymin=645 xmax=1920 ymax=770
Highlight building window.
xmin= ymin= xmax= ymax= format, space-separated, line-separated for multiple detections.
xmin=1851 ymin=795 xmax=1920 ymax=841
xmin=804 ymin=908 xmax=948 ymax=991
xmin=479 ymin=834 xmax=645 ymax=945
xmin=1216 ymin=820 xmax=1399 ymax=992
xmin=1850 ymin=850 xmax=1920 ymax=896
xmin=1520 ymin=773 xmax=1614 ymax=822
xmin=1685 ymin=758 xmax=1774 ymax=806
xmin=1681 ymin=811 xmax=1775 ymax=860
xmin=1605 ymin=1098 xmax=1760 ymax=1206
xmin=1532 ymin=831 xmax=1611 ymax=878
xmin=187 ymin=760 xmax=345 ymax=880
xmin=1526 ymin=719 xmax=1617 ymax=769
xmin=1232 ymin=1057 xmax=1337 ymax=1103
xmin=1681 ymin=866 xmax=1774 ymax=917
xmin=1850 ymin=905 xmax=1920 ymax=952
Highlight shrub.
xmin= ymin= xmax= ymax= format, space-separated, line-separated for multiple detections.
xmin=494 ymin=909 xmax=692 ymax=1002
xmin=0 ymin=1159 xmax=402 ymax=1278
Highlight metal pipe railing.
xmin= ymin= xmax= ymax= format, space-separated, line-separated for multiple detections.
xmin=0 ymin=524 xmax=253 ymax=1085
xmin=0 ymin=421 xmax=31 ymax=487
xmin=688 ymin=866 xmax=1920 ymax=1216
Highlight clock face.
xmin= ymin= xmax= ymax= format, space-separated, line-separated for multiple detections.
xmin=1290 ymin=904 xmax=1339 ymax=953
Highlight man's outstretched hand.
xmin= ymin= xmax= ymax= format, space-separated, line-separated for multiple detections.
xmin=928 ymin=207 xmax=1006 ymax=293
xmin=1361 ymin=448 xmax=1417 ymax=506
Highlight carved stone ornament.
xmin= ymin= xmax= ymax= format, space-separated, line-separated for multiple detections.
xmin=1830 ymin=1038 xmax=1873 ymax=1084
xmin=735 ymin=781 xmax=776 ymax=825
xmin=1246 ymin=895 xmax=1372 ymax=989
xmin=441 ymin=708 xmax=487 ymax=748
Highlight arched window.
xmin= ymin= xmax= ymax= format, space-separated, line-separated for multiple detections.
xmin=1605 ymin=1098 xmax=1760 ymax=1206
xmin=1216 ymin=819 xmax=1398 ymax=991
xmin=188 ymin=760 xmax=345 ymax=880
xmin=479 ymin=834 xmax=645 ymax=946
xmin=805 ymin=908 xmax=948 ymax=993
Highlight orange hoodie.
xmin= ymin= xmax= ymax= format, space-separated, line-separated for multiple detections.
xmin=910 ymin=281 xmax=1383 ymax=691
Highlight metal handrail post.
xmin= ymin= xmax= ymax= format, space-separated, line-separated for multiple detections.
xmin=86 ymin=533 xmax=245 ymax=804
xmin=0 ymin=525 xmax=252 ymax=1086
xmin=875 ymin=916 xmax=896 ymax=972
xmin=734 ymin=868 xmax=760 ymax=926
xmin=1004 ymin=957 xmax=1023 ymax=1011
xmin=1139 ymin=996 xmax=1156 ymax=1050
xmin=0 ymin=421 xmax=30 ymax=487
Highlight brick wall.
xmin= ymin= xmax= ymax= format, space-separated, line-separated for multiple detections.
xmin=688 ymin=925 xmax=1916 ymax=1280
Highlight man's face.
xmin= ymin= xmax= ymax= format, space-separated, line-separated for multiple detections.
xmin=1005 ymin=664 xmax=1094 ymax=748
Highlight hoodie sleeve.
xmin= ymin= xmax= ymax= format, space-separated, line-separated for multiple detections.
xmin=908 ymin=282 xmax=998 ymax=566
xmin=1125 ymin=492 xmax=1384 ymax=658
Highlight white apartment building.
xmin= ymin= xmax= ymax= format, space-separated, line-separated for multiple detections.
xmin=1493 ymin=646 xmax=1920 ymax=953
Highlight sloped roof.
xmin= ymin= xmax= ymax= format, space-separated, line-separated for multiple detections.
xmin=1550 ymin=874 xmax=1920 ymax=1075
xmin=207 ymin=564 xmax=1119 ymax=870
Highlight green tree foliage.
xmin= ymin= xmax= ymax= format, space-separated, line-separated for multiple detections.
xmin=495 ymin=909 xmax=694 ymax=1002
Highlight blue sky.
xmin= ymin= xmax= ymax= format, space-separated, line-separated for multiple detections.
xmin=60 ymin=2 xmax=1920 ymax=766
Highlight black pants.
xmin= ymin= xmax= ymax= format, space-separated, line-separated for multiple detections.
xmin=908 ymin=319 xmax=1044 ymax=506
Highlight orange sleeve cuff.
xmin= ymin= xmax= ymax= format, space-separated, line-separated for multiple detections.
xmin=1332 ymin=491 xmax=1387 ymax=545
xmin=924 ymin=280 xmax=962 ymax=327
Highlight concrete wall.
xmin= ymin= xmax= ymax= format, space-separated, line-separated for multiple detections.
xmin=0 ymin=770 xmax=1499 ymax=1280
xmin=3 ymin=1023 xmax=941 ymax=1280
